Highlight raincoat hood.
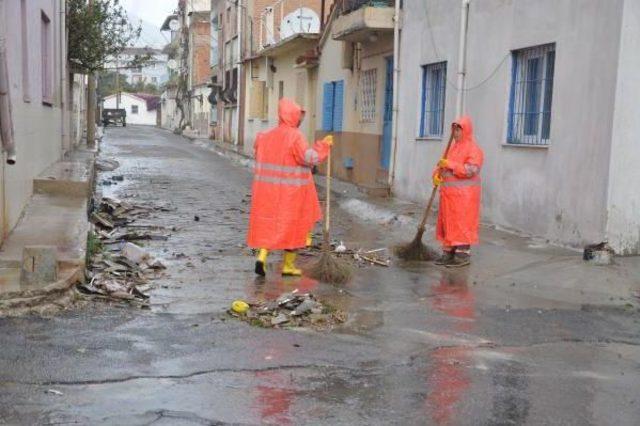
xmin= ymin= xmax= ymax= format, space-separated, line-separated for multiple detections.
xmin=278 ymin=98 xmax=303 ymax=128
xmin=453 ymin=116 xmax=475 ymax=144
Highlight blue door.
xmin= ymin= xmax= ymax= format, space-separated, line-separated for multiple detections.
xmin=381 ymin=57 xmax=394 ymax=169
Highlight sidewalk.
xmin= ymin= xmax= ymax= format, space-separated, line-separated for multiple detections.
xmin=0 ymin=146 xmax=96 ymax=315
xmin=185 ymin=133 xmax=640 ymax=308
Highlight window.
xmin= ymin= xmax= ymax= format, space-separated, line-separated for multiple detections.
xmin=249 ymin=80 xmax=268 ymax=120
xmin=420 ymin=62 xmax=447 ymax=138
xmin=41 ymin=11 xmax=52 ymax=104
xmin=131 ymin=105 xmax=139 ymax=114
xmin=21 ymin=0 xmax=30 ymax=101
xmin=278 ymin=81 xmax=284 ymax=100
xmin=322 ymin=80 xmax=344 ymax=132
xmin=507 ymin=44 xmax=555 ymax=145
xmin=360 ymin=69 xmax=377 ymax=122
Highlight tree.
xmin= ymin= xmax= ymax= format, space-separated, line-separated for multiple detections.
xmin=67 ymin=0 xmax=141 ymax=145
xmin=97 ymin=71 xmax=133 ymax=99
xmin=67 ymin=0 xmax=141 ymax=74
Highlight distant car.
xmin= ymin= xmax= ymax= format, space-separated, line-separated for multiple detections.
xmin=102 ymin=108 xmax=127 ymax=127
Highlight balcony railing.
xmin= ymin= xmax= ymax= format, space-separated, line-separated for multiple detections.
xmin=336 ymin=0 xmax=394 ymax=16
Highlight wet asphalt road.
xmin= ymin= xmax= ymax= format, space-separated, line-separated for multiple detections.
xmin=1 ymin=125 xmax=639 ymax=425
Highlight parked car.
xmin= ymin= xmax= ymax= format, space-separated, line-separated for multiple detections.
xmin=102 ymin=108 xmax=127 ymax=127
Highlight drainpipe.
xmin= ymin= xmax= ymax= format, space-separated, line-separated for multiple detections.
xmin=455 ymin=0 xmax=471 ymax=117
xmin=236 ymin=0 xmax=243 ymax=147
xmin=387 ymin=0 xmax=401 ymax=189
xmin=60 ymin=0 xmax=68 ymax=152
xmin=0 ymin=0 xmax=16 ymax=164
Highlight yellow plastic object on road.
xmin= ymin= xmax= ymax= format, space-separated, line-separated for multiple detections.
xmin=231 ymin=300 xmax=250 ymax=314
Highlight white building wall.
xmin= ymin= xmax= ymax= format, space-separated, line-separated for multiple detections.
xmin=394 ymin=0 xmax=624 ymax=250
xmin=1 ymin=0 xmax=66 ymax=239
xmin=606 ymin=0 xmax=640 ymax=255
xmin=103 ymin=94 xmax=157 ymax=126
xmin=160 ymin=90 xmax=179 ymax=131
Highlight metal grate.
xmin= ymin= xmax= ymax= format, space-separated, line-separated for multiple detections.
xmin=507 ymin=44 xmax=555 ymax=145
xmin=420 ymin=62 xmax=447 ymax=138
xmin=360 ymin=69 xmax=377 ymax=122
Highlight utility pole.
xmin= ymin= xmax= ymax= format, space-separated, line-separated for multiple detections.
xmin=115 ymin=55 xmax=120 ymax=109
xmin=86 ymin=0 xmax=96 ymax=148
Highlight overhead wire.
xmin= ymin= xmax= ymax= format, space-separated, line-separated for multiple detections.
xmin=421 ymin=1 xmax=510 ymax=93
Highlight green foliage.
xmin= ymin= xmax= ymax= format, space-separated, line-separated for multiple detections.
xmin=86 ymin=231 xmax=103 ymax=261
xmin=67 ymin=0 xmax=142 ymax=73
xmin=97 ymin=71 xmax=132 ymax=98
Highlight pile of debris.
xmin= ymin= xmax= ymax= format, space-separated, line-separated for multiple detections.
xmin=228 ymin=290 xmax=347 ymax=330
xmin=78 ymin=197 xmax=169 ymax=305
xmin=304 ymin=239 xmax=391 ymax=268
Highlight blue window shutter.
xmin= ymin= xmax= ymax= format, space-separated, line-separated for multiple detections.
xmin=420 ymin=66 xmax=427 ymax=137
xmin=322 ymin=82 xmax=334 ymax=131
xmin=333 ymin=80 xmax=344 ymax=132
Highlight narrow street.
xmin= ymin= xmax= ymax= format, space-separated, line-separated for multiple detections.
xmin=0 ymin=125 xmax=639 ymax=425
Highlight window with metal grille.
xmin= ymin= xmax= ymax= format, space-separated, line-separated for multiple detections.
xmin=420 ymin=62 xmax=446 ymax=138
xmin=360 ymin=69 xmax=377 ymax=122
xmin=507 ymin=44 xmax=555 ymax=145
xmin=131 ymin=105 xmax=139 ymax=114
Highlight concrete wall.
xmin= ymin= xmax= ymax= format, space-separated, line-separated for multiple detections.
xmin=314 ymin=28 xmax=393 ymax=187
xmin=160 ymin=89 xmax=180 ymax=131
xmin=606 ymin=0 xmax=640 ymax=255
xmin=103 ymin=94 xmax=157 ymax=126
xmin=394 ymin=0 xmax=624 ymax=249
xmin=1 ymin=0 xmax=67 ymax=241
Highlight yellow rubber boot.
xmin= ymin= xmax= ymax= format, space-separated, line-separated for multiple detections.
xmin=306 ymin=232 xmax=313 ymax=247
xmin=282 ymin=251 xmax=302 ymax=277
xmin=255 ymin=248 xmax=268 ymax=276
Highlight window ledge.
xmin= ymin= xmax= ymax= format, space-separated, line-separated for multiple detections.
xmin=502 ymin=143 xmax=550 ymax=149
xmin=416 ymin=136 xmax=443 ymax=142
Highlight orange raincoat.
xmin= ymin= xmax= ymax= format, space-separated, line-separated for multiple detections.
xmin=247 ymin=98 xmax=330 ymax=250
xmin=435 ymin=116 xmax=484 ymax=247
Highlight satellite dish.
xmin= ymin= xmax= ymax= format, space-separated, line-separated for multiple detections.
xmin=169 ymin=19 xmax=180 ymax=31
xmin=167 ymin=59 xmax=178 ymax=70
xmin=280 ymin=8 xmax=320 ymax=40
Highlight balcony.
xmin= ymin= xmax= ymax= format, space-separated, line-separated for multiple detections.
xmin=332 ymin=0 xmax=395 ymax=43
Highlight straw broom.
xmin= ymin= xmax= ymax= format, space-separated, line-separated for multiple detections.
xmin=308 ymin=147 xmax=353 ymax=284
xmin=394 ymin=132 xmax=455 ymax=261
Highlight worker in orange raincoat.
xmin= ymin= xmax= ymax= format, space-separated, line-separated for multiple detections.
xmin=432 ymin=116 xmax=484 ymax=267
xmin=247 ymin=98 xmax=333 ymax=276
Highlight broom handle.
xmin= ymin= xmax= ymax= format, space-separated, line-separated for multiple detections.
xmin=417 ymin=132 xmax=455 ymax=231
xmin=325 ymin=149 xmax=331 ymax=233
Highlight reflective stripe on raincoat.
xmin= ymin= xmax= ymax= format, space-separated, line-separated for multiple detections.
xmin=435 ymin=116 xmax=484 ymax=247
xmin=247 ymin=98 xmax=330 ymax=250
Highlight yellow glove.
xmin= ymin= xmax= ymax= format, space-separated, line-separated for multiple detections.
xmin=437 ymin=158 xmax=449 ymax=168
xmin=323 ymin=135 xmax=334 ymax=146
xmin=433 ymin=173 xmax=443 ymax=187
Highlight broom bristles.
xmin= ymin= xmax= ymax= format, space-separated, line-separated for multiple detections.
xmin=307 ymin=251 xmax=353 ymax=284
xmin=394 ymin=229 xmax=439 ymax=261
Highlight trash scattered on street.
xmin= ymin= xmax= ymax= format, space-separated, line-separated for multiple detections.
xmin=80 ymin=197 xmax=170 ymax=306
xmin=228 ymin=289 xmax=346 ymax=330
xmin=231 ymin=300 xmax=250 ymax=314
xmin=95 ymin=158 xmax=120 ymax=172
xmin=302 ymin=238 xmax=391 ymax=268
xmin=583 ymin=242 xmax=614 ymax=265
xmin=45 ymin=389 xmax=64 ymax=396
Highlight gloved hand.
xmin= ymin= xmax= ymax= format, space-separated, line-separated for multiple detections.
xmin=437 ymin=158 xmax=449 ymax=169
xmin=433 ymin=173 xmax=443 ymax=187
xmin=323 ymin=135 xmax=334 ymax=146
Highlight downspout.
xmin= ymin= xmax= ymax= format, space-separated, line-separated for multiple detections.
xmin=236 ymin=0 xmax=243 ymax=147
xmin=455 ymin=0 xmax=471 ymax=117
xmin=387 ymin=0 xmax=401 ymax=189
xmin=0 ymin=0 xmax=16 ymax=164
xmin=60 ymin=0 xmax=68 ymax=152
